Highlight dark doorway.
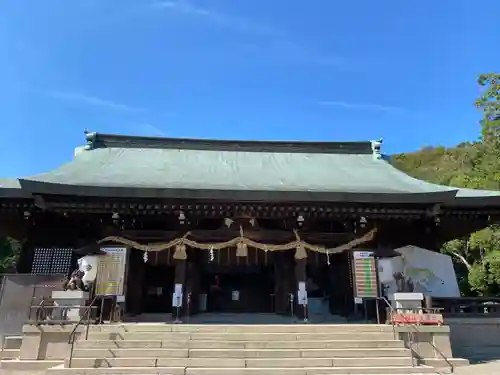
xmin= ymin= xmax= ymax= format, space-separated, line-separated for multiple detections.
xmin=142 ymin=264 xmax=175 ymax=313
xmin=201 ymin=265 xmax=274 ymax=313
xmin=328 ymin=252 xmax=351 ymax=316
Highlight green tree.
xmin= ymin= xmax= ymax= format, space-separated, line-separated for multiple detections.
xmin=464 ymin=227 xmax=500 ymax=295
xmin=392 ymin=73 xmax=500 ymax=296
xmin=475 ymin=73 xmax=500 ymax=142
xmin=0 ymin=235 xmax=21 ymax=273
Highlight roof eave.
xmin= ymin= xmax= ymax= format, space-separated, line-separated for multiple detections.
xmin=19 ymin=179 xmax=458 ymax=204
xmin=0 ymin=179 xmax=32 ymax=198
xmin=447 ymin=196 xmax=500 ymax=208
xmin=0 ymin=189 xmax=32 ymax=198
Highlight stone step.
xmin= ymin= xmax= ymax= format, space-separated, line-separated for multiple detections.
xmin=86 ymin=332 xmax=395 ymax=341
xmin=72 ymin=348 xmax=410 ymax=359
xmin=89 ymin=324 xmax=394 ymax=334
xmin=47 ymin=365 xmax=438 ymax=374
xmin=67 ymin=357 xmax=414 ymax=368
xmin=75 ymin=339 xmax=405 ymax=349
xmin=0 ymin=359 xmax=64 ymax=370
xmin=0 ymin=348 xmax=20 ymax=359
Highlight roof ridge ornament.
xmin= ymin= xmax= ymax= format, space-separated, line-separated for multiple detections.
xmin=84 ymin=130 xmax=97 ymax=150
xmin=371 ymin=138 xmax=383 ymax=160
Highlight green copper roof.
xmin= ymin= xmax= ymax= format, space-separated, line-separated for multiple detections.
xmin=26 ymin=148 xmax=451 ymax=193
xmin=0 ymin=179 xmax=21 ymax=189
xmin=2 ymin=132 xmax=499 ymax=205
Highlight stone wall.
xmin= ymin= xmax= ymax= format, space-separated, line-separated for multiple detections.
xmin=445 ymin=317 xmax=500 ymax=361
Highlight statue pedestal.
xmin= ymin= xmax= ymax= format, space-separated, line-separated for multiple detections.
xmin=51 ymin=290 xmax=89 ymax=321
xmin=389 ymin=292 xmax=424 ymax=313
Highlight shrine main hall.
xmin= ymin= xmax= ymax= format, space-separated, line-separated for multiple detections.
xmin=1 ymin=132 xmax=499 ymax=319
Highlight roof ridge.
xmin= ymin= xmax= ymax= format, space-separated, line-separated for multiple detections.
xmin=83 ymin=131 xmax=376 ymax=154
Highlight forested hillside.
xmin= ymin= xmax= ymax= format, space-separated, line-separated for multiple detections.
xmin=393 ymin=73 xmax=500 ymax=296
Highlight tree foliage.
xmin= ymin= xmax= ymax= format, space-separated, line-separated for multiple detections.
xmin=393 ymin=73 xmax=500 ymax=296
xmin=475 ymin=73 xmax=500 ymax=142
xmin=0 ymin=234 xmax=21 ymax=273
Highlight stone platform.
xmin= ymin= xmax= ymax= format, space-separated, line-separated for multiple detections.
xmin=123 ymin=312 xmax=349 ymax=324
xmin=1 ymin=318 xmax=470 ymax=375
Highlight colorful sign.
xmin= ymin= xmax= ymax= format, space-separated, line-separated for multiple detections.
xmin=353 ymin=251 xmax=378 ymax=299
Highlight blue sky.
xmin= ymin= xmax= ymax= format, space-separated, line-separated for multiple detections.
xmin=0 ymin=0 xmax=498 ymax=177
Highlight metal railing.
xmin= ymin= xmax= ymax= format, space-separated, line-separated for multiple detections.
xmin=376 ymin=297 xmax=415 ymax=367
xmin=27 ymin=298 xmax=98 ymax=325
xmin=67 ymin=295 xmax=99 ymax=369
xmin=376 ymin=296 xmax=455 ymax=371
xmin=433 ymin=297 xmax=500 ymax=316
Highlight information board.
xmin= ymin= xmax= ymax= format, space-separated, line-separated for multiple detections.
xmin=95 ymin=247 xmax=128 ymax=297
xmin=352 ymin=251 xmax=378 ymax=299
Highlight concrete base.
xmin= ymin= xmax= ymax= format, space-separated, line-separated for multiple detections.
xmin=19 ymin=325 xmax=86 ymax=361
xmin=51 ymin=291 xmax=89 ymax=322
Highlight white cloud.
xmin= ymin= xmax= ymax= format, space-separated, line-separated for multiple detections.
xmin=47 ymin=91 xmax=146 ymax=113
xmin=151 ymin=1 xmax=346 ymax=67
xmin=318 ymin=100 xmax=404 ymax=113
xmin=152 ymin=1 xmax=277 ymax=36
xmin=138 ymin=123 xmax=167 ymax=136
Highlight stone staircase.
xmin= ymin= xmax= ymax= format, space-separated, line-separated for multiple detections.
xmin=45 ymin=323 xmax=439 ymax=375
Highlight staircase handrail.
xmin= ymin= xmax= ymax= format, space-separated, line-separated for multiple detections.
xmin=376 ymin=296 xmax=454 ymax=371
xmin=66 ymin=294 xmax=99 ymax=368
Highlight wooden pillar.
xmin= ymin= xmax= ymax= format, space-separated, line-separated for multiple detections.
xmin=294 ymin=258 xmax=307 ymax=319
xmin=125 ymin=249 xmax=144 ymax=315
xmin=273 ymin=252 xmax=287 ymax=314
xmin=185 ymin=261 xmax=200 ymax=315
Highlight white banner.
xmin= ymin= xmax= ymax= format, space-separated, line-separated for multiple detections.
xmin=298 ymin=290 xmax=308 ymax=305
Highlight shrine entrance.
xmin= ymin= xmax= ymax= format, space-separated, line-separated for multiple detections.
xmin=142 ymin=263 xmax=175 ymax=314
xmin=200 ymin=264 xmax=274 ymax=313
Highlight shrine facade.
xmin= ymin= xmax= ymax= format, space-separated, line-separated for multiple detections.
xmin=1 ymin=132 xmax=500 ymax=320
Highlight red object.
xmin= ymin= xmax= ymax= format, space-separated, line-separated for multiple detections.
xmin=391 ymin=313 xmax=443 ymax=325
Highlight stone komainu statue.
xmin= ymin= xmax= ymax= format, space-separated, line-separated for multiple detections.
xmin=393 ymin=272 xmax=415 ymax=293
xmin=62 ymin=269 xmax=86 ymax=291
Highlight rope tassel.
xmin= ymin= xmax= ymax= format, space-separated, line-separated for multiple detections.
xmin=173 ymin=243 xmax=187 ymax=260
xmin=236 ymin=225 xmax=248 ymax=257
xmin=236 ymin=242 xmax=248 ymax=257
xmin=294 ymin=244 xmax=308 ymax=259
xmin=293 ymin=229 xmax=308 ymax=259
